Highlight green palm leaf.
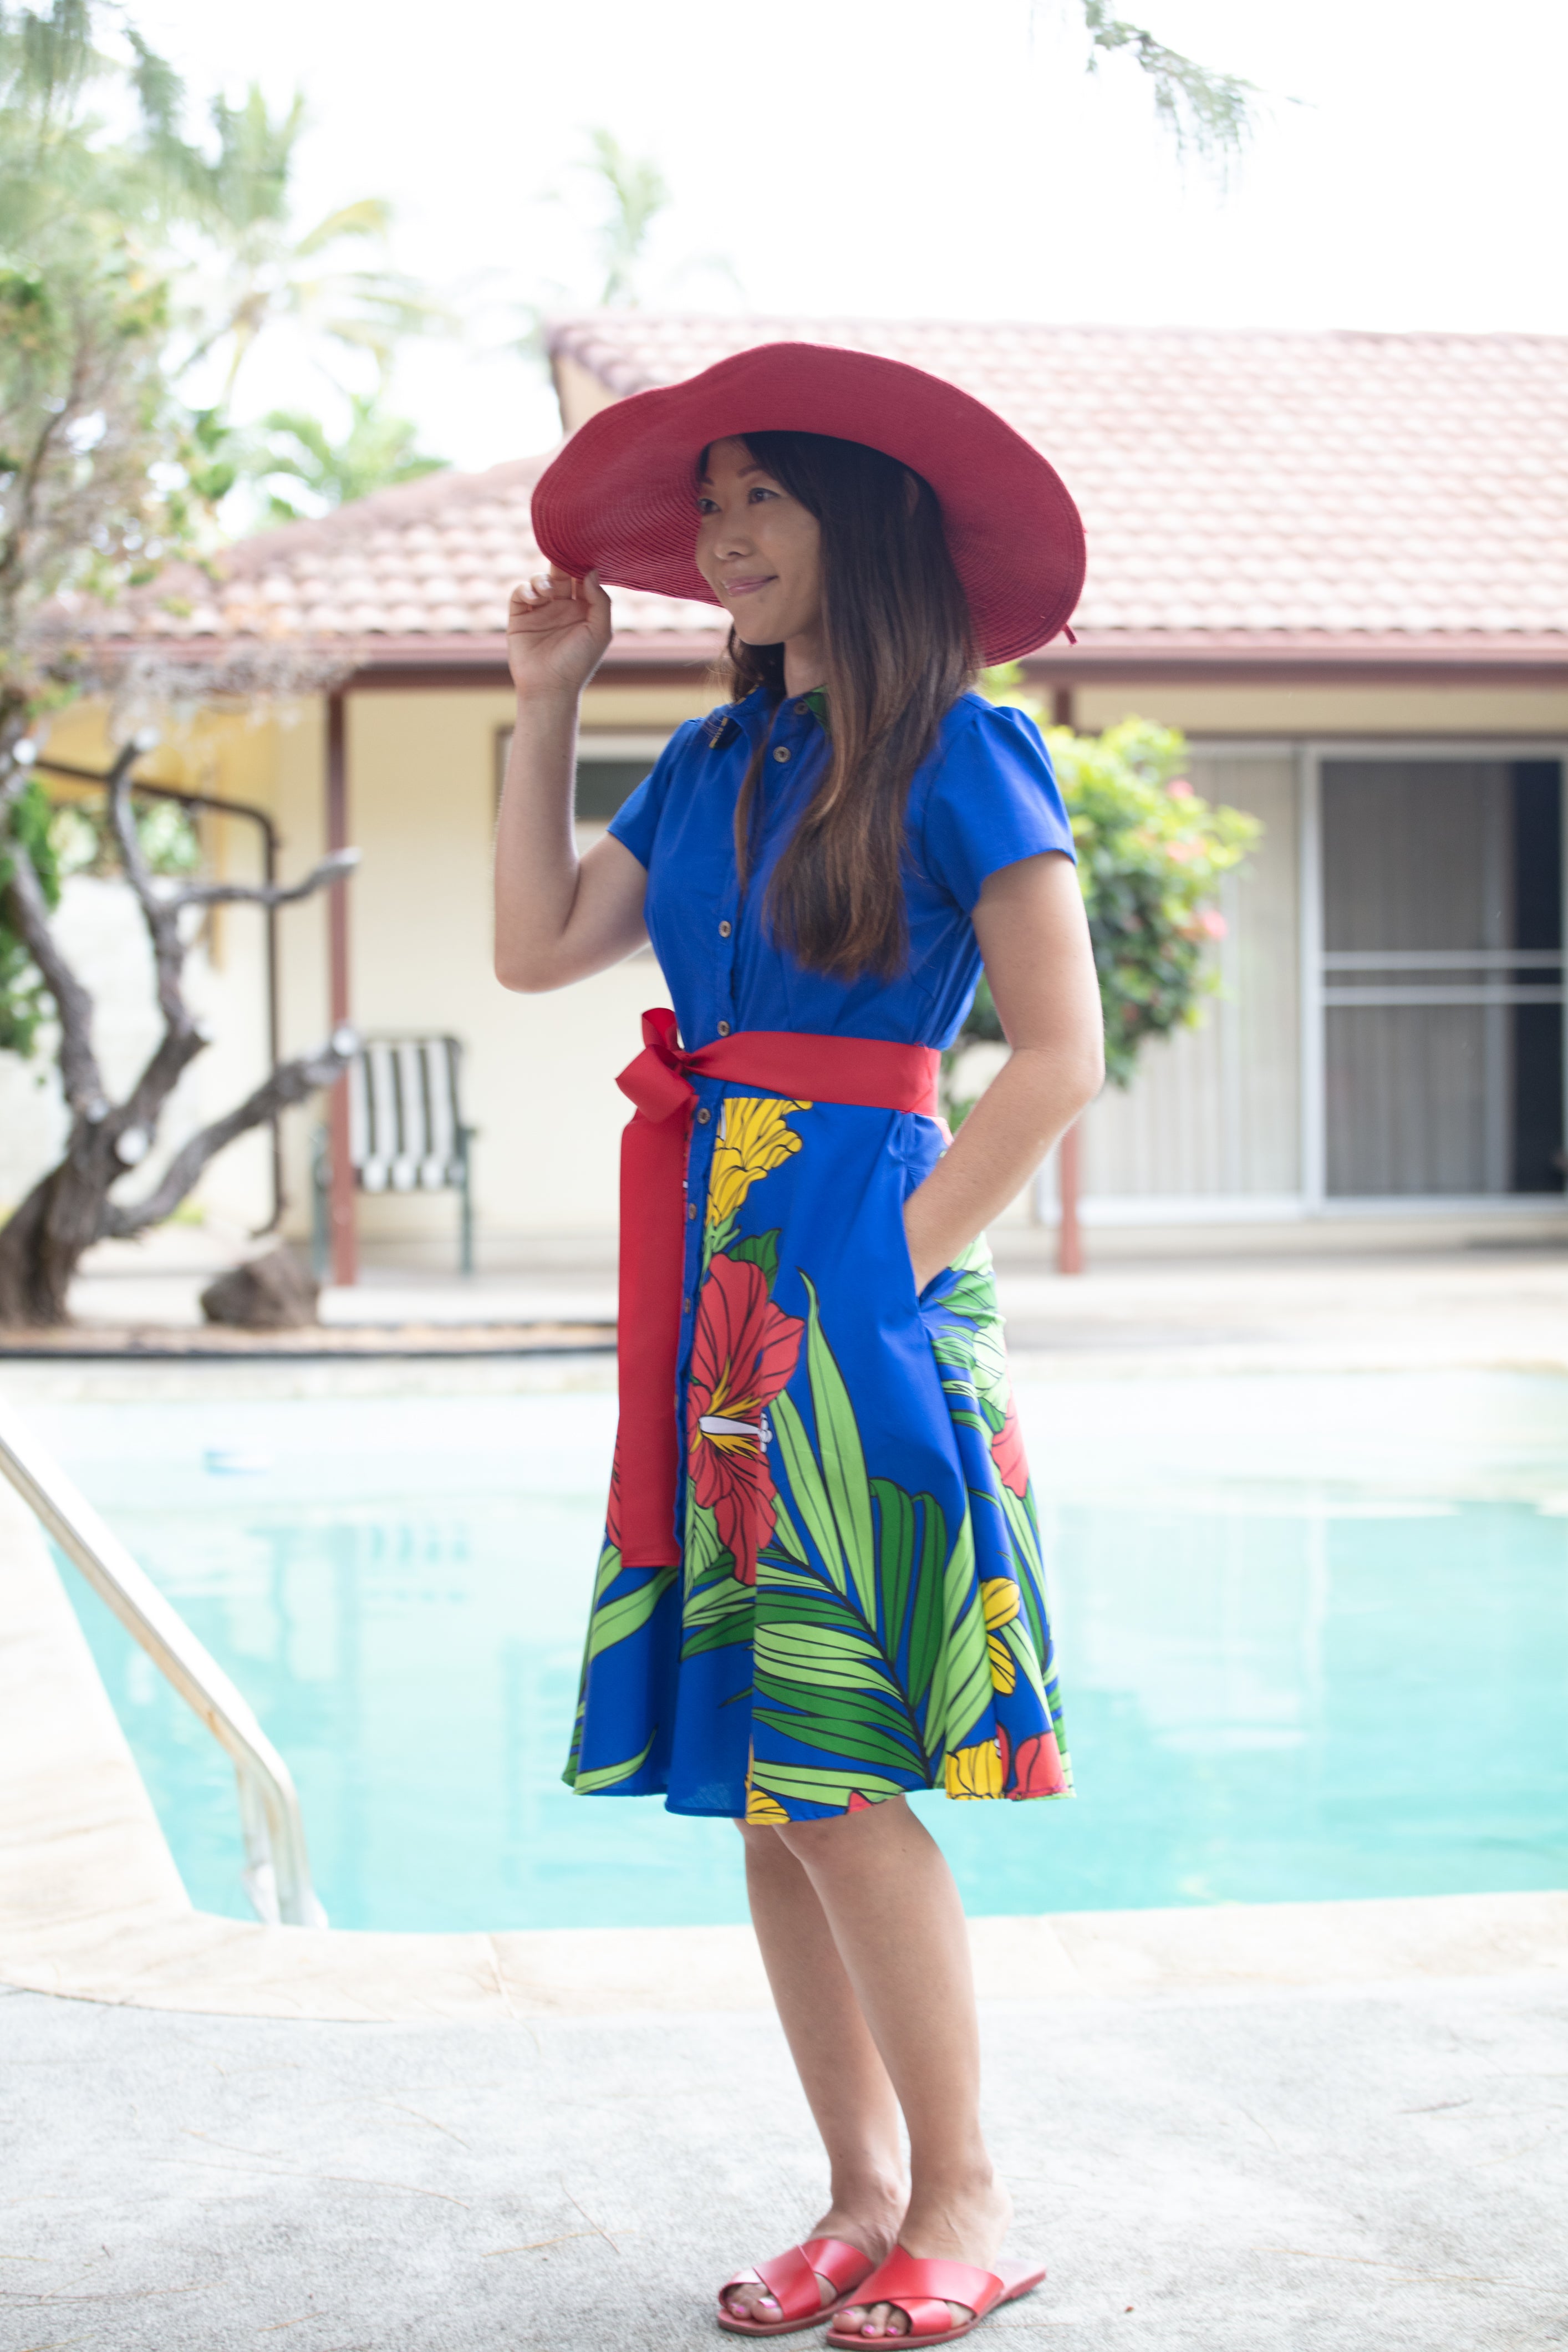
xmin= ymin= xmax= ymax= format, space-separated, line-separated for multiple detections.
xmin=754 ymin=1763 xmax=907 ymax=1811
xmin=872 ymin=1477 xmax=917 ymax=1647
xmin=753 ymin=1701 xmax=923 ymax=1775
xmin=926 ymin=1511 xmax=993 ymax=1757
xmin=571 ymin=1730 xmax=658 ymax=1794
xmin=755 ymin=1620 xmax=896 ymax=1691
xmin=799 ymin=1274 xmax=877 ymax=1622
xmin=587 ymin=1566 xmax=678 ymax=1663
xmin=771 ymin=1390 xmax=848 ymax=1597
xmin=767 ymin=1486 xmax=811 ymax=1570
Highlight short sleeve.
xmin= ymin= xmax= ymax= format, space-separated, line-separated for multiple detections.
xmin=919 ymin=701 xmax=1076 ymax=912
xmin=605 ymin=717 xmax=702 ymax=867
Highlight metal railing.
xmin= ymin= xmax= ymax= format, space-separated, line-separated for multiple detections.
xmin=0 ymin=1399 xmax=327 ymax=1928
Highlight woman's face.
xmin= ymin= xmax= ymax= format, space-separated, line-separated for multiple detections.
xmin=694 ymin=437 xmax=823 ymax=649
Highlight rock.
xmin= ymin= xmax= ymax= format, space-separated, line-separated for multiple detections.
xmin=199 ymin=1248 xmax=320 ymax=1330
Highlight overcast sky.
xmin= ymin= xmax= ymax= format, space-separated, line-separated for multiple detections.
xmin=136 ymin=0 xmax=1568 ymax=472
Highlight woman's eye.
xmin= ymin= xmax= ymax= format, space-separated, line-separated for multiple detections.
xmin=747 ymin=485 xmax=778 ymax=503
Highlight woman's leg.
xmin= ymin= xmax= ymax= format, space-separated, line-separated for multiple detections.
xmin=721 ymin=1820 xmax=907 ymax=2325
xmin=774 ymin=1796 xmax=1012 ymax=2340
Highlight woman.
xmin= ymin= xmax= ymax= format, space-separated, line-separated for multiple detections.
xmin=496 ymin=343 xmax=1103 ymax=2346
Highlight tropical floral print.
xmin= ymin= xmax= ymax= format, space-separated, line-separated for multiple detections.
xmin=707 ymin=1096 xmax=810 ymax=1230
xmin=686 ymin=1253 xmax=805 ymax=1586
xmin=564 ymin=1090 xmax=1072 ymax=1818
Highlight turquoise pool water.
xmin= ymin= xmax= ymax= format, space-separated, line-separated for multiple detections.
xmin=32 ymin=1368 xmax=1568 ymax=1931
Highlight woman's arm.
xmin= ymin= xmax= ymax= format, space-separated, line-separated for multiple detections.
xmin=493 ymin=569 xmax=652 ymax=993
xmin=903 ymin=852 xmax=1104 ymax=1290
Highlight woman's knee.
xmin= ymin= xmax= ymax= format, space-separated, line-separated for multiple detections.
xmin=775 ymin=1793 xmax=910 ymax=1870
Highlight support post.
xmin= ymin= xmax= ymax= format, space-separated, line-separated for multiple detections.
xmin=1056 ymin=1118 xmax=1084 ymax=1276
xmin=1051 ymin=684 xmax=1076 ymax=730
xmin=325 ymin=691 xmax=357 ymax=1289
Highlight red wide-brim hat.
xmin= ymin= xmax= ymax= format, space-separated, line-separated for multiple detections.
xmin=530 ymin=340 xmax=1085 ymax=665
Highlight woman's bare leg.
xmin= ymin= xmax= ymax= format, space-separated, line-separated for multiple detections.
xmin=721 ymin=1820 xmax=907 ymax=2325
xmin=773 ymin=1798 xmax=1012 ymax=2339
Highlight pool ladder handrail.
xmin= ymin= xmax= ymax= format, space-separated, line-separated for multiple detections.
xmin=0 ymin=1398 xmax=327 ymax=1930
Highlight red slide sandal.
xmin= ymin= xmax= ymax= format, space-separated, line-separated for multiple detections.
xmin=823 ymin=2250 xmax=1047 ymax=2346
xmin=718 ymin=2237 xmax=879 ymax=2337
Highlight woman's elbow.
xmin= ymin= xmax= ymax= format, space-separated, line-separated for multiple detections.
xmin=493 ymin=943 xmax=561 ymax=994
xmin=1076 ymin=1027 xmax=1106 ymax=1107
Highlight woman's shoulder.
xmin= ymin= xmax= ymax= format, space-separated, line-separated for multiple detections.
xmin=659 ymin=686 xmax=771 ymax=765
xmin=935 ymin=690 xmax=1052 ymax=762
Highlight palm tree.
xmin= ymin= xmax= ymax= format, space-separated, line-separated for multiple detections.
xmin=170 ymin=85 xmax=444 ymax=402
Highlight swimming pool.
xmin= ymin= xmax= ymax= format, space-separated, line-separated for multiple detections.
xmin=29 ymin=1368 xmax=1568 ymax=1932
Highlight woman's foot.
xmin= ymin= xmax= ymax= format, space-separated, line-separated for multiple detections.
xmin=835 ymin=2170 xmax=1014 ymax=2339
xmin=721 ymin=2188 xmax=904 ymax=2330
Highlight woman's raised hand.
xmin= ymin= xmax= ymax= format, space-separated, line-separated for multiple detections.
xmin=506 ymin=569 xmax=613 ymax=700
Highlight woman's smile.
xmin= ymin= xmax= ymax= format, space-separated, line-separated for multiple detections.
xmin=694 ymin=436 xmax=826 ymax=678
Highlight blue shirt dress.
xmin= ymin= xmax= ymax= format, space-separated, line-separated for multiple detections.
xmin=564 ymin=687 xmax=1077 ymax=1823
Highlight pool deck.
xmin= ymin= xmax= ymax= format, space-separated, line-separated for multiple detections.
xmin=2 ymin=1255 xmax=1566 ymax=2347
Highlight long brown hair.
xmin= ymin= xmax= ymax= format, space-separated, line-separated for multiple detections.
xmin=717 ymin=430 xmax=975 ymax=980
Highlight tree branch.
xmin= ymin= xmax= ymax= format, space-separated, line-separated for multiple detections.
xmin=1 ymin=750 xmax=108 ymax=1116
xmin=1078 ymin=0 xmax=1260 ymax=169
xmin=104 ymin=737 xmax=190 ymax=1036
xmin=169 ymin=846 xmax=360 ymax=911
xmin=101 ymin=1031 xmax=358 ymax=1238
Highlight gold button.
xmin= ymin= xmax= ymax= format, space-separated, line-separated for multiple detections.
xmin=772 ymin=746 xmax=790 ymax=763
xmin=795 ymin=700 xmax=809 ymax=715
xmin=716 ymin=1020 xmax=731 ymax=1035
xmin=719 ymin=919 xmax=731 ymax=938
xmin=696 ymin=1107 xmax=710 ymax=1124
xmin=682 ymin=1296 xmax=690 ymax=1314
xmin=687 ymin=1202 xmax=697 ymax=1220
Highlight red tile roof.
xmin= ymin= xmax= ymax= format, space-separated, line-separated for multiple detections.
xmin=88 ymin=317 xmax=1568 ymax=675
xmin=85 ymin=453 xmax=724 ymax=674
xmin=551 ymin=317 xmax=1568 ymax=661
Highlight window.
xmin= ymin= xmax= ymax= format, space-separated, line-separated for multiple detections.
xmin=493 ymin=729 xmax=669 ymax=826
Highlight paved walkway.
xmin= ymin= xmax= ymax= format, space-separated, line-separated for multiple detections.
xmin=2 ymin=1970 xmax=1564 ymax=2352
xmin=53 ymin=1224 xmax=1568 ymax=1378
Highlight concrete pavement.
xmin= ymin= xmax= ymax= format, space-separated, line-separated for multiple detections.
xmin=2 ymin=1969 xmax=1565 ymax=2352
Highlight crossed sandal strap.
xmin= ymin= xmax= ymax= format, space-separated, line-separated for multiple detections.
xmin=725 ymin=2237 xmax=870 ymax=2324
xmin=848 ymin=2251 xmax=1004 ymax=2332
xmin=799 ymin=2238 xmax=878 ymax=2298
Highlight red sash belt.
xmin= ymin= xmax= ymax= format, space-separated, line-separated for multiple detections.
xmin=614 ymin=1006 xmax=941 ymax=1566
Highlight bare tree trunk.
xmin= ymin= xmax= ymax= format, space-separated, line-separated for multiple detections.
xmin=0 ymin=735 xmax=358 ymax=1328
xmin=0 ymin=1129 xmax=120 ymax=1326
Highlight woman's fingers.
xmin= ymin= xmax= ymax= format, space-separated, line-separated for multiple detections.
xmin=507 ymin=569 xmax=609 ymax=624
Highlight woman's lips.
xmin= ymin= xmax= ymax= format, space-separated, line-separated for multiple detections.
xmin=722 ymin=576 xmax=776 ymax=598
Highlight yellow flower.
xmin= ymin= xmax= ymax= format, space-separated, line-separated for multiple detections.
xmin=745 ymin=1750 xmax=791 ymax=1825
xmin=707 ymin=1097 xmax=810 ymax=1226
xmin=982 ymin=1577 xmax=1020 ymax=1693
xmin=945 ymin=1739 xmax=1004 ymax=1800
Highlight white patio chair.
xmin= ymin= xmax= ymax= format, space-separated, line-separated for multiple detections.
xmin=313 ymin=1035 xmax=476 ymax=1276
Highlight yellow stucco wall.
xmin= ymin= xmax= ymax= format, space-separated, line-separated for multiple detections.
xmin=10 ymin=666 xmax=1564 ymax=1261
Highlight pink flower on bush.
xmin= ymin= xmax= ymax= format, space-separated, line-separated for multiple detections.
xmin=1167 ymin=778 xmax=1194 ymax=799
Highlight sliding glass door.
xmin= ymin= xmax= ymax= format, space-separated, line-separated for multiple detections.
xmin=1318 ymin=758 xmax=1565 ymax=1198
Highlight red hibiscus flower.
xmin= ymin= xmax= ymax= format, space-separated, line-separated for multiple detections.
xmin=990 ymin=1396 xmax=1031 ymax=1499
xmin=996 ymin=1722 xmax=1068 ymax=1800
xmin=603 ymin=1442 xmax=623 ymax=1552
xmin=686 ymin=1254 xmax=805 ymax=1584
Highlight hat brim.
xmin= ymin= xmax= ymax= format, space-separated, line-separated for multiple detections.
xmin=530 ymin=340 xmax=1085 ymax=666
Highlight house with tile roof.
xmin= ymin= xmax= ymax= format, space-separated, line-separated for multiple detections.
xmin=9 ymin=315 xmax=1567 ymax=1272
